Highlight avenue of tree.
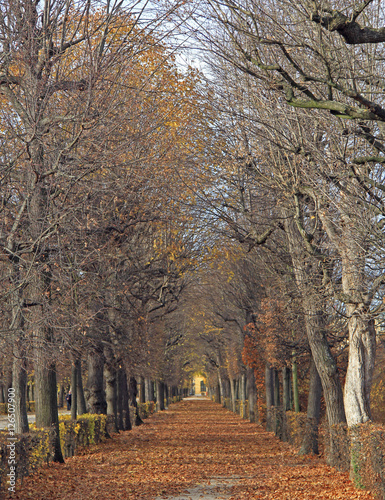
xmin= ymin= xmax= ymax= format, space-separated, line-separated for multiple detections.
xmin=1 ymin=0 xmax=385 ymax=484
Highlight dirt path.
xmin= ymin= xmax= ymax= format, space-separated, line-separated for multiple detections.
xmin=6 ymin=400 xmax=374 ymax=500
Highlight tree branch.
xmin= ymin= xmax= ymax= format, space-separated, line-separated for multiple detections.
xmin=311 ymin=5 xmax=385 ymax=44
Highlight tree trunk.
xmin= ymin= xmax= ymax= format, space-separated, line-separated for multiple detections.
xmin=246 ymin=367 xmax=257 ymax=422
xmin=76 ymin=360 xmax=87 ymax=415
xmin=145 ymin=378 xmax=154 ymax=402
xmin=138 ymin=376 xmax=146 ymax=404
xmin=35 ymin=360 xmax=64 ymax=463
xmin=13 ymin=345 xmax=29 ymax=434
xmin=129 ymin=377 xmax=143 ymax=426
xmin=265 ymin=363 xmax=274 ymax=408
xmin=300 ymin=357 xmax=322 ymax=455
xmin=265 ymin=363 xmax=275 ymax=431
xmin=9 ymin=257 xmax=29 ymax=434
xmin=344 ymin=309 xmax=375 ymax=426
xmin=284 ymin=215 xmax=346 ymax=428
xmin=117 ymin=367 xmax=131 ymax=431
xmin=165 ymin=384 xmax=169 ymax=407
xmin=214 ymin=382 xmax=220 ymax=403
xmin=104 ymin=346 xmax=118 ymax=432
xmin=320 ymin=211 xmax=376 ymax=428
xmin=304 ymin=303 xmax=346 ymax=426
xmin=70 ymin=359 xmax=78 ymax=420
xmin=229 ymin=376 xmax=236 ymax=412
xmin=240 ymin=373 xmax=246 ymax=418
xmin=282 ymin=366 xmax=292 ymax=411
xmin=11 ymin=297 xmax=29 ymax=435
xmin=156 ymin=380 xmax=165 ymax=412
xmin=274 ymin=369 xmax=281 ymax=407
xmin=58 ymin=385 xmax=65 ymax=409
xmin=217 ymin=369 xmax=224 ymax=404
xmin=85 ymin=346 xmax=106 ymax=414
xmin=292 ymin=360 xmax=300 ymax=413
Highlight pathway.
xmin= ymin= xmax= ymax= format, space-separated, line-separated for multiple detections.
xmin=5 ymin=399 xmax=374 ymax=500
xmin=0 ymin=409 xmax=71 ymax=430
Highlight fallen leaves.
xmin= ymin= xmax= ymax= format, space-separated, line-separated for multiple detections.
xmin=5 ymin=400 xmax=375 ymax=500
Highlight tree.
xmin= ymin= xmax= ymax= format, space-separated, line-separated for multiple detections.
xmin=0 ymin=0 xmax=195 ymax=456
xmin=175 ymin=42 xmax=354 ymax=456
xmin=201 ymin=0 xmax=385 ymax=430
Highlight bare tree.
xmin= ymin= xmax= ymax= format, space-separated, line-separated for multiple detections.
xmin=0 ymin=0 xmax=189 ymax=458
xmin=196 ymin=0 xmax=385 ymax=436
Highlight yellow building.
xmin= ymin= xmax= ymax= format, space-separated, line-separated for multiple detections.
xmin=192 ymin=374 xmax=207 ymax=395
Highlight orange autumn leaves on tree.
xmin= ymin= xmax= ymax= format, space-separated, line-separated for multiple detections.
xmin=242 ymin=297 xmax=307 ymax=385
xmin=242 ymin=298 xmax=288 ymax=367
xmin=242 ymin=333 xmax=265 ymax=398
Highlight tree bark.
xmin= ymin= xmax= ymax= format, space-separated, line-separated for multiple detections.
xmin=145 ymin=378 xmax=154 ymax=402
xmin=129 ymin=377 xmax=143 ymax=426
xmin=284 ymin=215 xmax=346 ymax=427
xmin=156 ymin=380 xmax=165 ymax=412
xmin=104 ymin=346 xmax=118 ymax=432
xmin=282 ymin=366 xmax=292 ymax=411
xmin=117 ymin=367 xmax=131 ymax=431
xmin=35 ymin=359 xmax=64 ymax=462
xmin=344 ymin=313 xmax=375 ymax=426
xmin=229 ymin=376 xmax=237 ymax=412
xmin=246 ymin=367 xmax=257 ymax=422
xmin=300 ymin=357 xmax=322 ymax=455
xmin=76 ymin=360 xmax=87 ymax=415
xmin=265 ymin=363 xmax=275 ymax=431
xmin=10 ymin=258 xmax=29 ymax=434
xmin=292 ymin=361 xmax=300 ymax=413
xmin=274 ymin=369 xmax=281 ymax=407
xmin=265 ymin=363 xmax=274 ymax=408
xmin=138 ymin=376 xmax=146 ymax=404
xmin=240 ymin=373 xmax=247 ymax=418
xmin=12 ymin=344 xmax=29 ymax=434
xmin=320 ymin=211 xmax=375 ymax=427
xmin=217 ymin=368 xmax=224 ymax=404
xmin=165 ymin=384 xmax=169 ymax=407
xmin=70 ymin=359 xmax=78 ymax=420
xmin=85 ymin=346 xmax=106 ymax=414
xmin=58 ymin=385 xmax=65 ymax=409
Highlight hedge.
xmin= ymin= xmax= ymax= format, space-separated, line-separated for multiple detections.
xmin=322 ymin=421 xmax=385 ymax=498
xmin=0 ymin=412 xmax=110 ymax=492
xmin=0 ymin=401 xmax=36 ymax=415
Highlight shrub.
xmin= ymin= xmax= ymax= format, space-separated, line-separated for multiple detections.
xmin=0 ymin=401 xmax=36 ymax=415
xmin=0 ymin=429 xmax=53 ymax=492
xmin=285 ymin=411 xmax=307 ymax=448
xmin=137 ymin=401 xmax=156 ymax=420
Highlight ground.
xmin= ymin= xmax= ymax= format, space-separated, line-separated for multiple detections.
xmin=6 ymin=399 xmax=375 ymax=500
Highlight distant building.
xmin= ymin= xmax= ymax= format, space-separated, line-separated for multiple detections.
xmin=192 ymin=374 xmax=207 ymax=395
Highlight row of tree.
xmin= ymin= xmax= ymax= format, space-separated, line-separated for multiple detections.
xmin=2 ymin=0 xmax=385 ymax=485
xmin=0 ymin=0 xmax=214 ymax=463
xmin=174 ymin=0 xmax=385 ymax=475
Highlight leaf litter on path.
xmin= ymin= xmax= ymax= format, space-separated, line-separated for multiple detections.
xmin=6 ymin=400 xmax=375 ymax=500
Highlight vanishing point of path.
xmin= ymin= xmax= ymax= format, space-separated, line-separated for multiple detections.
xmin=6 ymin=399 xmax=374 ymax=500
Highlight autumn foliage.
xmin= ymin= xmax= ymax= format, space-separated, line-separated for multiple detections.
xmin=5 ymin=400 xmax=375 ymax=500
